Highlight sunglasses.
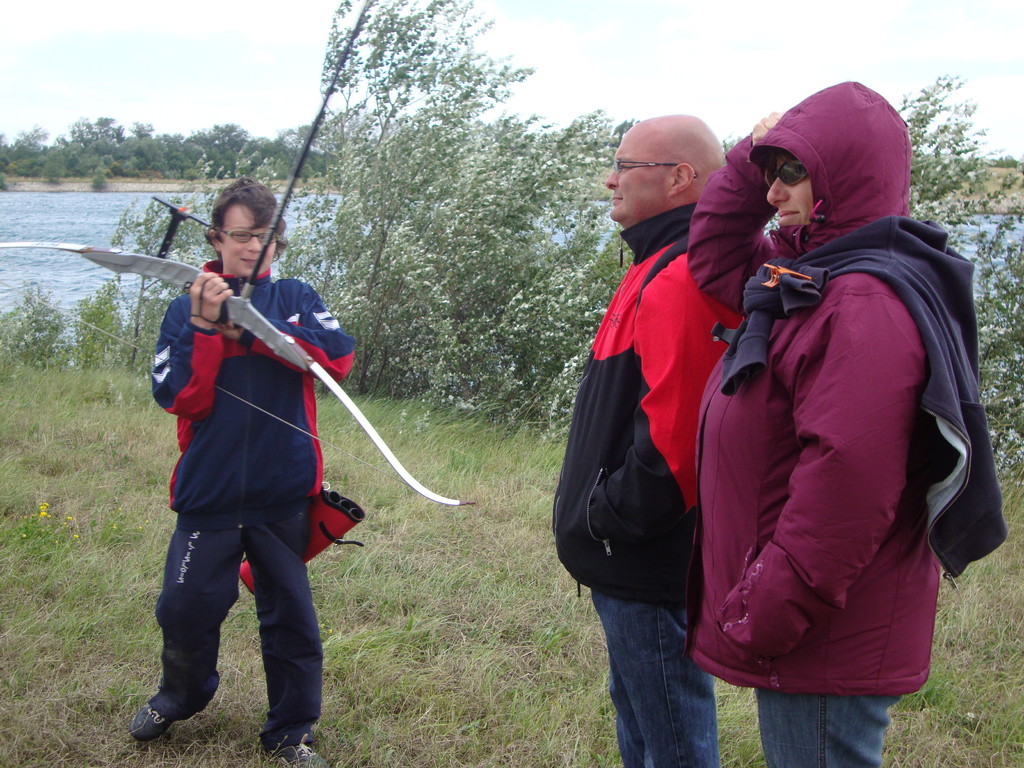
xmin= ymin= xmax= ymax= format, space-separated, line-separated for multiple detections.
xmin=764 ymin=161 xmax=808 ymax=187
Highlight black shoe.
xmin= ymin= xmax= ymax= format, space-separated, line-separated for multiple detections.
xmin=273 ymin=743 xmax=329 ymax=767
xmin=129 ymin=705 xmax=174 ymax=741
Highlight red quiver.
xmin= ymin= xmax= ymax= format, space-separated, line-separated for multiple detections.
xmin=239 ymin=487 xmax=366 ymax=594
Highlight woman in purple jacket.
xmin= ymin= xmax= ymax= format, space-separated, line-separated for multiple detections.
xmin=686 ymin=82 xmax=1005 ymax=767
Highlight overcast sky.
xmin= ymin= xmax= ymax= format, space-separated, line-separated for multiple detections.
xmin=2 ymin=0 xmax=1021 ymax=156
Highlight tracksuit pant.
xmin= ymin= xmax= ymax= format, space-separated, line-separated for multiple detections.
xmin=148 ymin=509 xmax=323 ymax=751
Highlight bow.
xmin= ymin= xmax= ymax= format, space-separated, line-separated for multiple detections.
xmin=0 ymin=240 xmax=471 ymax=506
xmin=0 ymin=0 xmax=473 ymax=506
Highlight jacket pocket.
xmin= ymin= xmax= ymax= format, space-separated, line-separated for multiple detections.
xmin=715 ymin=542 xmax=817 ymax=659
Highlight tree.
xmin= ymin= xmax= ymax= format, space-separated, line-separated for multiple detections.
xmin=900 ymin=77 xmax=1024 ymax=469
xmin=69 ymin=117 xmax=126 ymax=147
xmin=71 ymin=281 xmax=125 ymax=369
xmin=186 ymin=124 xmax=255 ymax=178
xmin=610 ymin=120 xmax=635 ymax=149
xmin=281 ymin=0 xmax=615 ymax=427
xmin=108 ymin=193 xmax=213 ymax=369
xmin=43 ymin=152 xmax=66 ymax=183
xmin=13 ymin=126 xmax=49 ymax=153
xmin=973 ymin=218 xmax=1024 ymax=467
xmin=0 ymin=285 xmax=69 ymax=368
xmin=130 ymin=122 xmax=155 ymax=140
xmin=900 ymin=75 xmax=991 ymax=228
xmin=4 ymin=127 xmax=49 ymax=175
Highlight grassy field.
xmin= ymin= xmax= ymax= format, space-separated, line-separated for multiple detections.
xmin=0 ymin=365 xmax=1020 ymax=768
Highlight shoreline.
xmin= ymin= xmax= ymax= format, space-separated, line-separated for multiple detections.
xmin=4 ymin=179 xmax=1020 ymax=213
xmin=1 ymin=179 xmax=303 ymax=193
xmin=3 ymin=179 xmax=213 ymax=193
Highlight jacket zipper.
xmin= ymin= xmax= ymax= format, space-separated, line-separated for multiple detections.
xmin=586 ymin=468 xmax=612 ymax=555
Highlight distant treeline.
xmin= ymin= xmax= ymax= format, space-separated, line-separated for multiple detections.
xmin=0 ymin=117 xmax=324 ymax=184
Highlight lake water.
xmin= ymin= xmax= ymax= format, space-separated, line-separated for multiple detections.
xmin=0 ymin=190 xmax=332 ymax=312
xmin=0 ymin=192 xmax=162 ymax=311
xmin=2 ymin=191 xmax=1021 ymax=314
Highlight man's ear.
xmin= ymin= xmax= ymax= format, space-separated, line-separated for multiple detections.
xmin=673 ymin=163 xmax=698 ymax=188
xmin=669 ymin=162 xmax=700 ymax=202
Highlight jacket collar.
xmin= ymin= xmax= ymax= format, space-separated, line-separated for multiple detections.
xmin=619 ymin=204 xmax=695 ymax=264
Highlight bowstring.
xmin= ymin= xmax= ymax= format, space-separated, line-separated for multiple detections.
xmin=0 ymin=276 xmax=397 ymax=482
xmin=1 ymin=4 xmax=391 ymax=487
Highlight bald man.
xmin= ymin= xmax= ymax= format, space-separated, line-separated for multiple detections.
xmin=553 ymin=116 xmax=738 ymax=768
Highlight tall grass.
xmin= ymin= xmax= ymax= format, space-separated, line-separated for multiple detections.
xmin=0 ymin=365 xmax=1020 ymax=767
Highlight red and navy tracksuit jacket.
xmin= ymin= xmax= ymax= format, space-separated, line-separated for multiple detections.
xmin=553 ymin=205 xmax=740 ymax=603
xmin=152 ymin=261 xmax=355 ymax=530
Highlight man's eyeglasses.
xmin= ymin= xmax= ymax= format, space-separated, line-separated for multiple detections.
xmin=217 ymin=228 xmax=279 ymax=244
xmin=765 ymin=161 xmax=808 ymax=187
xmin=613 ymin=160 xmax=688 ymax=175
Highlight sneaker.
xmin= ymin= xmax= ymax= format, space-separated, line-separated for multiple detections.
xmin=128 ymin=705 xmax=174 ymax=741
xmin=273 ymin=742 xmax=329 ymax=767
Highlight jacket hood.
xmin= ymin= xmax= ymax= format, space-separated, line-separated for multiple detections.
xmin=750 ymin=82 xmax=911 ymax=256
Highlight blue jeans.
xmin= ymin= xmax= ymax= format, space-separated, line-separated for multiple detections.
xmin=591 ymin=591 xmax=719 ymax=768
xmin=756 ymin=689 xmax=901 ymax=768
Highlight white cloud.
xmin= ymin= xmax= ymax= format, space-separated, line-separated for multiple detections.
xmin=480 ymin=0 xmax=1024 ymax=155
xmin=0 ymin=0 xmax=339 ymax=43
xmin=3 ymin=0 xmax=1022 ymax=155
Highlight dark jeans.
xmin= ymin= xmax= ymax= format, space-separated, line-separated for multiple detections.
xmin=149 ymin=512 xmax=322 ymax=751
xmin=756 ymin=689 xmax=901 ymax=768
xmin=591 ymin=591 xmax=719 ymax=768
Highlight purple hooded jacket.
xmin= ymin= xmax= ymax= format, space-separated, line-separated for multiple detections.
xmin=685 ymin=82 xmax=1004 ymax=695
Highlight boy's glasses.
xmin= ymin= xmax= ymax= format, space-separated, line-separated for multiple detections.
xmin=217 ymin=228 xmax=278 ymax=244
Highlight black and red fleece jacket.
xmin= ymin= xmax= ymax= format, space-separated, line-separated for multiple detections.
xmin=553 ymin=205 xmax=740 ymax=603
xmin=152 ymin=261 xmax=355 ymax=531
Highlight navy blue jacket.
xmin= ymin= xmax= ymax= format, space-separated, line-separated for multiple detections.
xmin=152 ymin=262 xmax=355 ymax=530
